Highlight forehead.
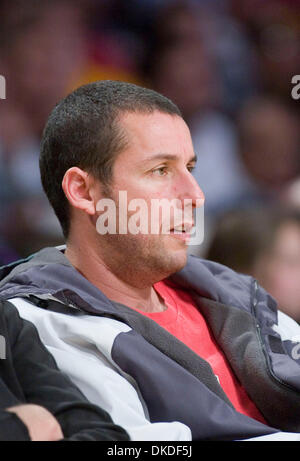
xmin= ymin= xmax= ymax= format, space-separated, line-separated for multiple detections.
xmin=117 ymin=111 xmax=195 ymax=164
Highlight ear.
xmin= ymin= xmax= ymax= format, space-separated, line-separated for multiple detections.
xmin=62 ymin=167 xmax=96 ymax=216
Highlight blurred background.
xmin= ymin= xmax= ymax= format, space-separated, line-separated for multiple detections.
xmin=0 ymin=0 xmax=299 ymax=320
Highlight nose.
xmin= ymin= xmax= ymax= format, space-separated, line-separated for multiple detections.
xmin=177 ymin=170 xmax=205 ymax=208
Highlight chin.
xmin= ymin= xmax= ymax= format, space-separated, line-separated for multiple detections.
xmin=160 ymin=249 xmax=188 ymax=276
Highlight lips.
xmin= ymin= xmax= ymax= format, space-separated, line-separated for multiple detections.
xmin=169 ymin=222 xmax=194 ymax=233
xmin=169 ymin=230 xmax=191 ymax=244
xmin=167 ymin=222 xmax=194 ymax=244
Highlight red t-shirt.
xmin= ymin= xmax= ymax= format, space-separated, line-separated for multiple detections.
xmin=139 ymin=280 xmax=266 ymax=424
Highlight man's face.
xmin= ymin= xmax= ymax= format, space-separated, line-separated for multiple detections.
xmin=95 ymin=111 xmax=204 ymax=286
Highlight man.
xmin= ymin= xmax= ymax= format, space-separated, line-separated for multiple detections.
xmin=1 ymin=81 xmax=300 ymax=441
xmin=0 ymin=298 xmax=129 ymax=441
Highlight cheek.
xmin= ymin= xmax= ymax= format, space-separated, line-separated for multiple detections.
xmin=266 ymin=263 xmax=300 ymax=299
xmin=276 ymin=270 xmax=300 ymax=291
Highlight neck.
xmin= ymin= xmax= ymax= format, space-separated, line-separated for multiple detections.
xmin=64 ymin=242 xmax=167 ymax=313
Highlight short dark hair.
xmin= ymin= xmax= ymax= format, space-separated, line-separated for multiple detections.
xmin=40 ymin=80 xmax=182 ymax=238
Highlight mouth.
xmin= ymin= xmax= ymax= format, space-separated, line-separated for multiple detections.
xmin=168 ymin=223 xmax=194 ymax=244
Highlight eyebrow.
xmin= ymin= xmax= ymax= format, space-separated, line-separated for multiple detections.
xmin=141 ymin=153 xmax=198 ymax=164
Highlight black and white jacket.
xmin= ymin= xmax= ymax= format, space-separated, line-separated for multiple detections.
xmin=0 ymin=246 xmax=300 ymax=441
xmin=0 ymin=298 xmax=129 ymax=441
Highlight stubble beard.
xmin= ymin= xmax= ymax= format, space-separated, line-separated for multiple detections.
xmin=96 ymin=187 xmax=188 ymax=287
xmin=101 ymin=231 xmax=187 ymax=287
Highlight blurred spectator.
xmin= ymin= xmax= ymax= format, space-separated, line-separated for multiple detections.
xmin=205 ymin=207 xmax=300 ymax=323
xmin=237 ymin=96 xmax=300 ymax=204
xmin=70 ymin=0 xmax=144 ymax=90
xmin=230 ymin=0 xmax=300 ymax=101
xmin=0 ymin=0 xmax=148 ymax=259
xmin=0 ymin=0 xmax=89 ymax=257
xmin=144 ymin=2 xmax=220 ymax=120
xmin=191 ymin=95 xmax=300 ymax=255
xmin=285 ymin=178 xmax=300 ymax=209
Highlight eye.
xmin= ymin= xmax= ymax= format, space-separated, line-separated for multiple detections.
xmin=152 ymin=166 xmax=168 ymax=176
xmin=187 ymin=164 xmax=195 ymax=173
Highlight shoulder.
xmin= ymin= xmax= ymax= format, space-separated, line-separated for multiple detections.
xmin=174 ymin=255 xmax=255 ymax=312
